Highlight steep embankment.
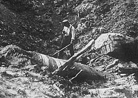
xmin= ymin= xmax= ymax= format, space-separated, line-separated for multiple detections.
xmin=0 ymin=0 xmax=138 ymax=98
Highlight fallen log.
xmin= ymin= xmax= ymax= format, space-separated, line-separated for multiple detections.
xmin=52 ymin=39 xmax=95 ymax=75
xmin=0 ymin=45 xmax=105 ymax=83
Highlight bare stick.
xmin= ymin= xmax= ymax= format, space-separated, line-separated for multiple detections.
xmin=52 ymin=44 xmax=71 ymax=56
xmin=69 ymin=69 xmax=83 ymax=82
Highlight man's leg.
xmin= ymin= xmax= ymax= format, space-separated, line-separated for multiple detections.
xmin=59 ymin=37 xmax=69 ymax=58
xmin=68 ymin=43 xmax=74 ymax=56
xmin=59 ymin=41 xmax=66 ymax=59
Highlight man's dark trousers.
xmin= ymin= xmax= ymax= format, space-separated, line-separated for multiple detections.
xmin=59 ymin=35 xmax=74 ymax=58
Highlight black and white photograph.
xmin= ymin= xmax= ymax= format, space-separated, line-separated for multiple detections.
xmin=0 ymin=0 xmax=138 ymax=98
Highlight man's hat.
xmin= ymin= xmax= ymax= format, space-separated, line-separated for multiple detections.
xmin=62 ymin=19 xmax=69 ymax=23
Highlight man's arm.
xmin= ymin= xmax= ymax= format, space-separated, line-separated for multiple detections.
xmin=60 ymin=27 xmax=65 ymax=43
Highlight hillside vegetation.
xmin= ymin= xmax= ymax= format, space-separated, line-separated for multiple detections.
xmin=0 ymin=0 xmax=138 ymax=98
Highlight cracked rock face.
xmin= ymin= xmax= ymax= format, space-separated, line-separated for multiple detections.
xmin=93 ymin=33 xmax=138 ymax=63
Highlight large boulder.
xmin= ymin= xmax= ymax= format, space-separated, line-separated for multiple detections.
xmin=93 ymin=33 xmax=138 ymax=63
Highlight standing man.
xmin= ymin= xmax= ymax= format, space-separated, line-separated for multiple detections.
xmin=59 ymin=19 xmax=76 ymax=58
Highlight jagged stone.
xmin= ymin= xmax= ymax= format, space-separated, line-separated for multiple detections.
xmin=93 ymin=33 xmax=138 ymax=63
